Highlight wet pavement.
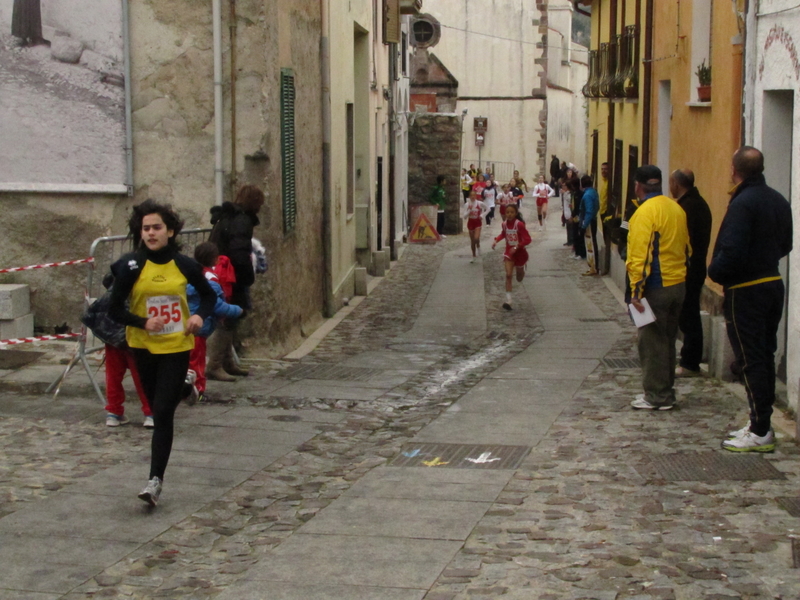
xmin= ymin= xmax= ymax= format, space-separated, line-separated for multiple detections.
xmin=1 ymin=217 xmax=799 ymax=600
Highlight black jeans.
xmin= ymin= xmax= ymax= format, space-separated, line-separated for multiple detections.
xmin=436 ymin=211 xmax=445 ymax=235
xmin=678 ymin=274 xmax=705 ymax=371
xmin=132 ymin=349 xmax=191 ymax=480
xmin=485 ymin=207 xmax=495 ymax=225
xmin=573 ymin=223 xmax=586 ymax=258
xmin=724 ymin=280 xmax=785 ymax=436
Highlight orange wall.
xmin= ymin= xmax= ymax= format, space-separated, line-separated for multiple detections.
xmin=650 ymin=0 xmax=743 ymax=288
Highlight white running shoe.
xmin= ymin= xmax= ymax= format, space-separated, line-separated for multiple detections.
xmin=143 ymin=416 xmax=154 ymax=428
xmin=538 ymin=225 xmax=543 ymax=232
xmin=722 ymin=429 xmax=775 ymax=452
xmin=631 ymin=394 xmax=674 ymax=411
xmin=138 ymin=476 xmax=163 ymax=507
xmin=106 ymin=413 xmax=129 ymax=427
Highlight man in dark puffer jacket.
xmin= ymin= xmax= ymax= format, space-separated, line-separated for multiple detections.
xmin=709 ymin=146 xmax=793 ymax=452
xmin=207 ymin=185 xmax=265 ymax=381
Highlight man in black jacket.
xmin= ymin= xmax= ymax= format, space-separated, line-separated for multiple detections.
xmin=669 ymin=169 xmax=712 ymax=377
xmin=709 ymin=147 xmax=793 ymax=452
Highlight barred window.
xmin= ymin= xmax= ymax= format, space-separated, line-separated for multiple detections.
xmin=281 ymin=69 xmax=296 ymax=233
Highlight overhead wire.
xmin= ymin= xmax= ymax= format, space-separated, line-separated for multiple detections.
xmin=438 ymin=22 xmax=590 ymax=52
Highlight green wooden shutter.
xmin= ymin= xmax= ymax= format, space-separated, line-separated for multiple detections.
xmin=281 ymin=69 xmax=297 ymax=233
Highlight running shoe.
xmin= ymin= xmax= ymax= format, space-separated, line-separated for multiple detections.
xmin=181 ymin=369 xmax=197 ymax=399
xmin=582 ymin=270 xmax=599 ymax=276
xmin=106 ymin=413 xmax=130 ymax=427
xmin=502 ymin=302 xmax=512 ymax=311
xmin=143 ymin=416 xmax=154 ymax=429
xmin=631 ymin=394 xmax=674 ymax=410
xmin=722 ymin=429 xmax=775 ymax=453
xmin=138 ymin=476 xmax=163 ymax=507
xmin=185 ymin=385 xmax=200 ymax=406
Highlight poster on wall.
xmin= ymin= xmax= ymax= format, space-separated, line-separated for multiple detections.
xmin=0 ymin=0 xmax=126 ymax=188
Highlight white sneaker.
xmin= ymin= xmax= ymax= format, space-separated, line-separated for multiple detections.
xmin=106 ymin=413 xmax=130 ymax=427
xmin=722 ymin=429 xmax=775 ymax=452
xmin=143 ymin=416 xmax=154 ymax=429
xmin=631 ymin=394 xmax=674 ymax=410
xmin=182 ymin=369 xmax=197 ymax=399
xmin=470 ymin=258 xmax=475 ymax=263
xmin=675 ymin=366 xmax=701 ymax=378
xmin=138 ymin=476 xmax=163 ymax=507
xmin=538 ymin=225 xmax=543 ymax=232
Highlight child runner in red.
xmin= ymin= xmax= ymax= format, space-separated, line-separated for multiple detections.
xmin=497 ymin=183 xmax=512 ymax=221
xmin=532 ymin=175 xmax=555 ymax=232
xmin=491 ymin=204 xmax=531 ymax=310
xmin=461 ymin=189 xmax=489 ymax=262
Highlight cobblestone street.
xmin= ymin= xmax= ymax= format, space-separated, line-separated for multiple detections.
xmin=1 ymin=221 xmax=799 ymax=600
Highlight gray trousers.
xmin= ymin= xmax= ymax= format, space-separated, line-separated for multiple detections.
xmin=638 ymin=283 xmax=685 ymax=406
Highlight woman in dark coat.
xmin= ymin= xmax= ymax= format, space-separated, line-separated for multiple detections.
xmin=206 ymin=185 xmax=265 ymax=381
xmin=12 ymin=0 xmax=46 ymax=46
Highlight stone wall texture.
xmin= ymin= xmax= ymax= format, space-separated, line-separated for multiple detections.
xmin=408 ymin=113 xmax=463 ymax=235
xmin=0 ymin=0 xmax=325 ymax=356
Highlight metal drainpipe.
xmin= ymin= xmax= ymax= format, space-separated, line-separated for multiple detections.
xmin=230 ymin=0 xmax=238 ymax=194
xmin=388 ymin=43 xmax=397 ymax=261
xmin=213 ymin=0 xmax=224 ymax=205
xmin=321 ymin=0 xmax=334 ymax=316
xmin=641 ymin=0 xmax=654 ymax=164
xmin=122 ymin=0 xmax=134 ymax=196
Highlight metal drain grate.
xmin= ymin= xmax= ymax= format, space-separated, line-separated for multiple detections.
xmin=281 ymin=364 xmax=385 ymax=382
xmin=390 ymin=443 xmax=531 ymax=470
xmin=777 ymin=497 xmax=800 ymax=517
xmin=578 ymin=318 xmax=614 ymax=322
xmin=647 ymin=452 xmax=786 ymax=482
xmin=602 ymin=357 xmax=641 ymax=369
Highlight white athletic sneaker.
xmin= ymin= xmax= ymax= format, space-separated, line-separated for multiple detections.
xmin=631 ymin=394 xmax=674 ymax=411
xmin=143 ymin=416 xmax=154 ymax=429
xmin=675 ymin=366 xmax=701 ymax=378
xmin=138 ymin=476 xmax=163 ymax=507
xmin=106 ymin=413 xmax=130 ymax=427
xmin=722 ymin=429 xmax=775 ymax=453
xmin=538 ymin=225 xmax=543 ymax=232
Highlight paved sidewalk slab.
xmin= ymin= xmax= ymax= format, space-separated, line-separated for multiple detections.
xmin=242 ymin=534 xmax=461 ymax=589
xmin=344 ymin=467 xmax=511 ymax=502
xmin=215 ymin=581 xmax=426 ymax=600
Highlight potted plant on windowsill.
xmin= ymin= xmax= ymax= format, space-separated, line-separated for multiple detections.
xmin=696 ymin=59 xmax=712 ymax=102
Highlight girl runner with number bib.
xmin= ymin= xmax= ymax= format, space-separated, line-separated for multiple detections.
xmin=491 ymin=204 xmax=532 ymax=310
xmin=109 ymin=199 xmax=217 ymax=508
xmin=461 ymin=188 xmax=489 ymax=262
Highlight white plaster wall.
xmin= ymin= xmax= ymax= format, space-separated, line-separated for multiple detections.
xmin=0 ymin=0 xmax=122 ymax=60
xmin=424 ymin=0 xmax=545 ymax=179
xmin=748 ymin=5 xmax=800 ymax=412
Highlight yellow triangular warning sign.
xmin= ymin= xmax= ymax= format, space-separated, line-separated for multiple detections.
xmin=409 ymin=213 xmax=441 ymax=243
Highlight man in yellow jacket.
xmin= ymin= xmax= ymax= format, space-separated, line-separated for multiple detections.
xmin=627 ymin=165 xmax=691 ymax=410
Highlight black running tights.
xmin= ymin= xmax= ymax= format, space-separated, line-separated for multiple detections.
xmin=132 ymin=349 xmax=190 ymax=480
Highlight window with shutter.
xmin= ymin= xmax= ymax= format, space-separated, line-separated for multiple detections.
xmin=281 ymin=69 xmax=297 ymax=234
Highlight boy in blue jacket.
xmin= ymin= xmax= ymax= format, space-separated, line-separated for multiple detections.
xmin=185 ymin=242 xmax=244 ymax=403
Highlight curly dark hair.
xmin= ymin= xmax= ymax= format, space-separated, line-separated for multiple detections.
xmin=129 ymin=199 xmax=184 ymax=249
xmin=234 ymin=185 xmax=266 ymax=214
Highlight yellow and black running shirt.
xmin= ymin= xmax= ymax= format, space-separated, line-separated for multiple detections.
xmin=108 ymin=247 xmax=217 ymax=355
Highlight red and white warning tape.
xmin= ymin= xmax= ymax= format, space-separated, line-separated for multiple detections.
xmin=0 ymin=333 xmax=81 ymax=347
xmin=0 ymin=257 xmax=94 ymax=274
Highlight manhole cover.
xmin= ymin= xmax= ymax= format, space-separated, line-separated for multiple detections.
xmin=268 ymin=415 xmax=303 ymax=422
xmin=390 ymin=443 xmax=530 ymax=470
xmin=777 ymin=497 xmax=800 ymax=517
xmin=0 ymin=350 xmax=44 ymax=370
xmin=281 ymin=364 xmax=384 ymax=382
xmin=602 ymin=357 xmax=640 ymax=369
xmin=579 ymin=318 xmax=614 ymax=322
xmin=647 ymin=452 xmax=786 ymax=482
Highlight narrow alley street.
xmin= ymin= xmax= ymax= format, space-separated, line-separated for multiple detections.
xmin=1 ymin=218 xmax=799 ymax=600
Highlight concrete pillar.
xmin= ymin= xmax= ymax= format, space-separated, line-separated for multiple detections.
xmin=381 ymin=248 xmax=391 ymax=272
xmin=708 ymin=315 xmax=736 ymax=382
xmin=372 ymin=251 xmax=386 ymax=277
xmin=354 ymin=267 xmax=368 ymax=297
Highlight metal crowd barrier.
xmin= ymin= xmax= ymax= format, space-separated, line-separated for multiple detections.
xmin=47 ymin=228 xmax=213 ymax=403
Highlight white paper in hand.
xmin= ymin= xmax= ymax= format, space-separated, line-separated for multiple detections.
xmin=629 ymin=298 xmax=656 ymax=328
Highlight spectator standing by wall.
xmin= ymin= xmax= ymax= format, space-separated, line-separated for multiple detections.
xmin=627 ymin=166 xmax=690 ymax=411
xmin=579 ymin=175 xmax=600 ymax=276
xmin=709 ymin=147 xmax=793 ymax=452
xmin=669 ymin=169 xmax=712 ymax=378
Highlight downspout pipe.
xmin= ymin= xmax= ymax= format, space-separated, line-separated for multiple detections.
xmin=642 ymin=0 xmax=654 ymax=164
xmin=213 ymin=0 xmax=224 ymax=205
xmin=230 ymin=0 xmax=238 ymax=194
xmin=388 ymin=42 xmax=397 ymax=261
xmin=321 ymin=0 xmax=334 ymax=317
xmin=122 ymin=0 xmax=133 ymax=196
